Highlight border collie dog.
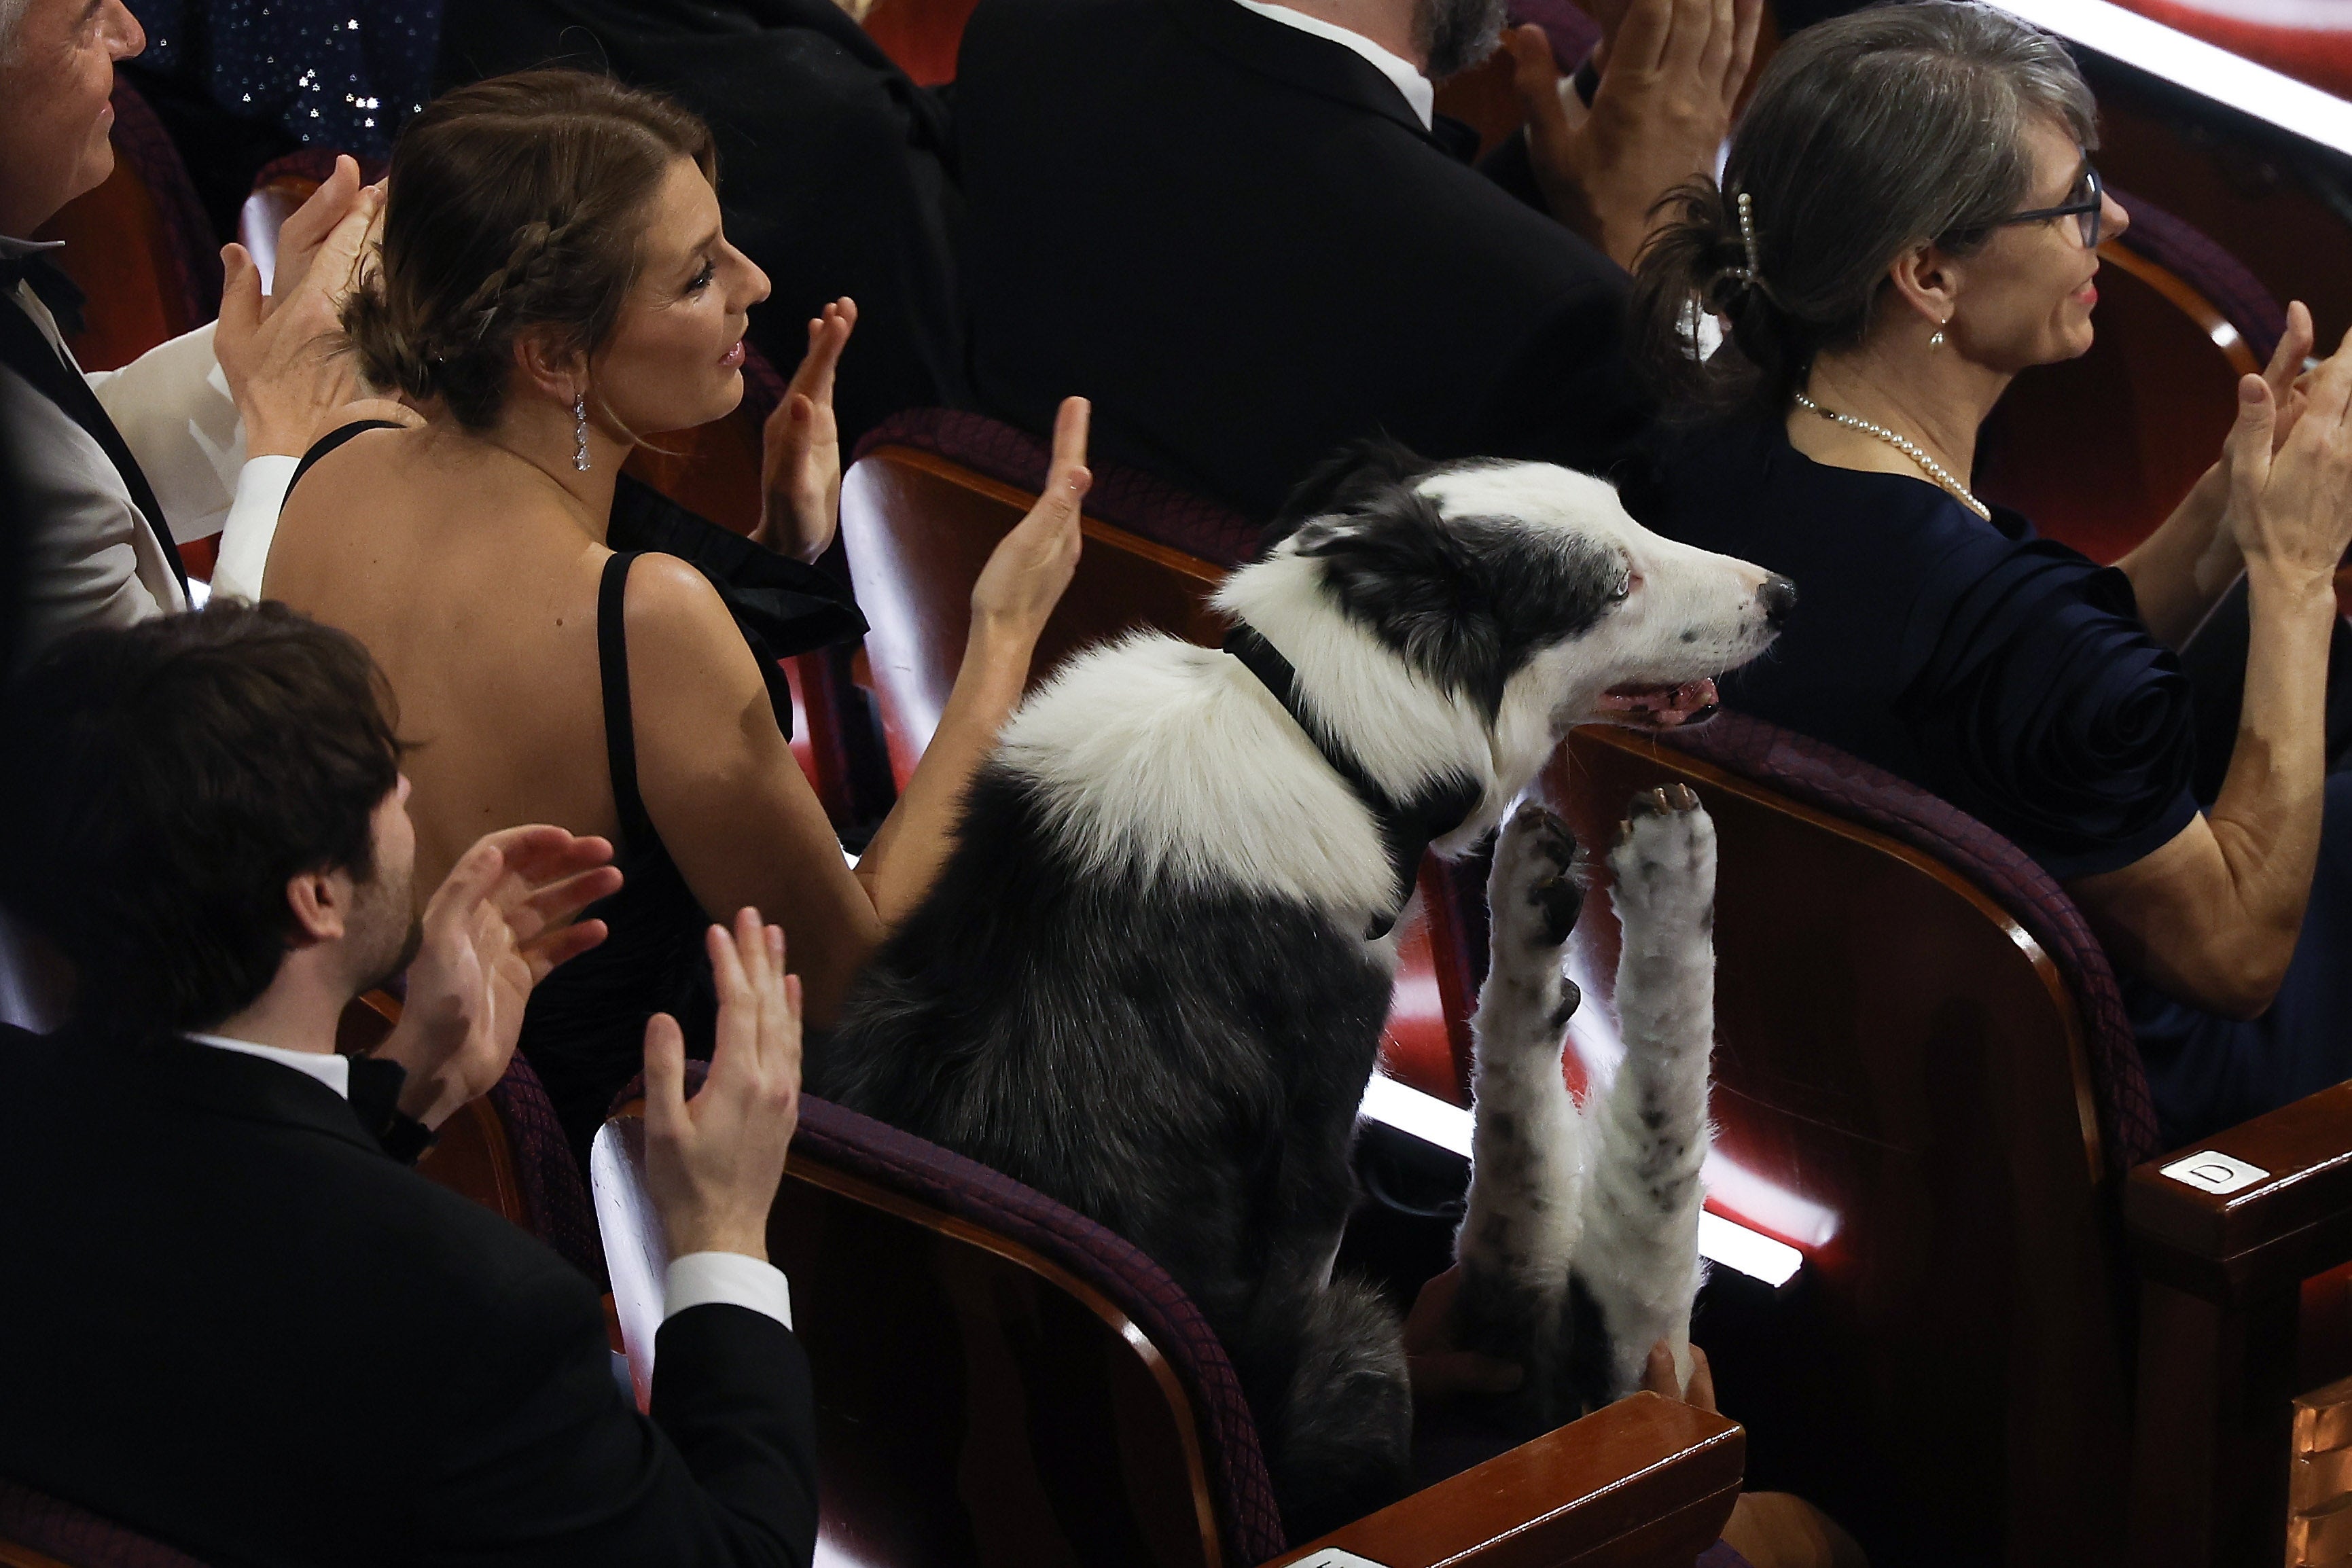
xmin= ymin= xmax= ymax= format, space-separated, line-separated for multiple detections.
xmin=815 ymin=442 xmax=1790 ymax=1537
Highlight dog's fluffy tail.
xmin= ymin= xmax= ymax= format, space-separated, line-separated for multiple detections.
xmin=1232 ymin=1276 xmax=1412 ymax=1542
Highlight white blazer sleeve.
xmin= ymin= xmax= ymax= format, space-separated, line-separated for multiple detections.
xmin=86 ymin=321 xmax=247 ymax=546
xmin=204 ymin=455 xmax=300 ymax=603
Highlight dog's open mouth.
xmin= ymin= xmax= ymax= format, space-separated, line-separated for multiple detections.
xmin=1597 ymin=679 xmax=1720 ymax=730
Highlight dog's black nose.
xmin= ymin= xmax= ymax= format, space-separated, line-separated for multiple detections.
xmin=1758 ymin=575 xmax=1798 ymax=630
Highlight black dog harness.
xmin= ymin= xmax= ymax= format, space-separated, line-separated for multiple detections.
xmin=1224 ymin=624 xmax=1483 ymax=940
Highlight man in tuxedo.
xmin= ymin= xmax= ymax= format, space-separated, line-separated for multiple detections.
xmin=0 ymin=602 xmax=821 ymax=1567
xmin=0 ymin=0 xmax=395 ymax=650
xmin=955 ymin=0 xmax=1758 ymax=520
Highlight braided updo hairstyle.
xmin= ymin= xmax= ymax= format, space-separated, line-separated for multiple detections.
xmin=342 ymin=70 xmax=717 ymax=430
xmin=1628 ymin=1 xmax=2095 ymax=421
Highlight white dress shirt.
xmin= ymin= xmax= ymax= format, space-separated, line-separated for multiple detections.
xmin=0 ymin=234 xmax=300 ymax=664
xmin=1230 ymin=0 xmax=1436 ymax=128
xmin=179 ymin=1031 xmax=794 ymax=1332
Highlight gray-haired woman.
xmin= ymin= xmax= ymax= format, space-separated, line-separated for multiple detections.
xmin=1625 ymin=0 xmax=2352 ymax=1147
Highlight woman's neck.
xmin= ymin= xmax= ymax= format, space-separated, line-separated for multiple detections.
xmin=1789 ymin=342 xmax=2010 ymax=490
xmin=471 ymin=395 xmax=632 ymax=544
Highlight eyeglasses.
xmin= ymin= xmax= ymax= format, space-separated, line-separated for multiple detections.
xmin=1997 ymin=160 xmax=2105 ymax=250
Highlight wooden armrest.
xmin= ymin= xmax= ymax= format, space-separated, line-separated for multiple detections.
xmin=2125 ymin=1078 xmax=2352 ymax=1303
xmin=1261 ymin=1392 xmax=1743 ymax=1568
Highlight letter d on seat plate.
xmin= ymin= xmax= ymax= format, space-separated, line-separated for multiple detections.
xmin=2158 ymin=1150 xmax=2270 ymax=1196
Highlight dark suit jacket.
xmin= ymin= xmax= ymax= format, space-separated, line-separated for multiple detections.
xmin=0 ymin=1024 xmax=817 ymax=1567
xmin=953 ymin=0 xmax=1652 ymax=522
xmin=435 ymin=0 xmax=964 ymax=450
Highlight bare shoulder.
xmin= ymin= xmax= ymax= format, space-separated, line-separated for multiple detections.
xmin=616 ymin=552 xmax=768 ymax=702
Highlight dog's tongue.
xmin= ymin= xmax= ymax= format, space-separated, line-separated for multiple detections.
xmin=1597 ymin=678 xmax=1720 ymax=729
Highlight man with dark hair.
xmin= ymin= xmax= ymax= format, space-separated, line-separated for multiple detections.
xmin=0 ymin=601 xmax=821 ymax=1566
xmin=954 ymin=0 xmax=1759 ymax=520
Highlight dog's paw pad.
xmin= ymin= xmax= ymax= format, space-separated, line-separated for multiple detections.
xmin=1489 ymin=803 xmax=1586 ymax=957
xmin=1607 ymin=785 xmax=1715 ymax=933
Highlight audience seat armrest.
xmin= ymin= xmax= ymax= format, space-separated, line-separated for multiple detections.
xmin=2125 ymin=1080 xmax=2352 ymax=1304
xmin=1261 ymin=1393 xmax=1743 ymax=1568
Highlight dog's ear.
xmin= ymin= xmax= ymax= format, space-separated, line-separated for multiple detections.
xmin=1256 ymin=436 xmax=1437 ymax=556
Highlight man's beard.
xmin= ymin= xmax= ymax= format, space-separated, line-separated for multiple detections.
xmin=353 ymin=864 xmax=423 ymax=995
xmin=1415 ymin=0 xmax=1509 ymax=81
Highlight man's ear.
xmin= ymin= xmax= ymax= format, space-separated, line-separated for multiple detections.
xmin=511 ymin=327 xmax=586 ymax=408
xmin=284 ymin=870 xmax=352 ymax=948
xmin=1886 ymin=243 xmax=1959 ymax=333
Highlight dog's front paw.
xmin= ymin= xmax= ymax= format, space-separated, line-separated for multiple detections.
xmin=1607 ymin=785 xmax=1717 ymax=946
xmin=1489 ymin=802 xmax=1586 ymax=955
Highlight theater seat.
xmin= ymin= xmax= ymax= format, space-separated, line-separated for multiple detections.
xmin=840 ymin=411 xmax=1478 ymax=1102
xmin=336 ymin=991 xmax=603 ymax=1281
xmin=0 ymin=1478 xmax=204 ymax=1568
xmin=1545 ymin=712 xmax=2352 ymax=1568
xmin=591 ymin=1079 xmax=1747 ymax=1567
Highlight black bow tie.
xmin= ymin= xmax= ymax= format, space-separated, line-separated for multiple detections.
xmin=0 ymin=251 xmax=87 ymax=338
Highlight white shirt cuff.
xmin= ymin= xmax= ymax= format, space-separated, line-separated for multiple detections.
xmin=664 ymin=1251 xmax=793 ymax=1332
xmin=205 ymin=454 xmax=300 ymax=602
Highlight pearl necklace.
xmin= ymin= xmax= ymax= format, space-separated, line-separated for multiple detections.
xmin=1792 ymin=390 xmax=1991 ymax=522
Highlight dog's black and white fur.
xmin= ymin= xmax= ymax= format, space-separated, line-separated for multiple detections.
xmin=814 ymin=442 xmax=1787 ymax=1537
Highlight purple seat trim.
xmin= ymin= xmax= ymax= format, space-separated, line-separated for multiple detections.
xmin=853 ymin=408 xmax=1262 ymax=568
xmin=2107 ymin=184 xmax=2286 ymax=366
xmin=1659 ymin=711 xmax=2160 ymax=1173
xmin=107 ymin=82 xmax=221 ymax=325
xmin=485 ymin=1053 xmax=605 ymax=1283
xmin=0 ymin=1477 xmax=207 ymax=1568
xmin=603 ymin=1067 xmax=1286 ymax=1563
xmin=1505 ymin=0 xmax=1601 ymax=69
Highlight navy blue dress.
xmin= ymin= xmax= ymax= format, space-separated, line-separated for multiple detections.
xmin=1628 ymin=417 xmax=2352 ymax=1147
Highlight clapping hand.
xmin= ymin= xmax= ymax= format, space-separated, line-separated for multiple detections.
xmin=1506 ymin=0 xmax=1762 ymax=270
xmin=2226 ymin=320 xmax=2352 ymax=591
xmin=376 ymin=826 xmax=621 ymax=1128
xmin=643 ymin=909 xmax=803 ymax=1260
xmin=969 ymin=395 xmax=1091 ymax=650
xmin=217 ymin=166 xmax=412 ymax=457
xmin=759 ymin=297 xmax=857 ymax=563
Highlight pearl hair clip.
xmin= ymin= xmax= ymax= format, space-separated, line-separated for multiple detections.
xmin=1730 ymin=190 xmax=1762 ymax=284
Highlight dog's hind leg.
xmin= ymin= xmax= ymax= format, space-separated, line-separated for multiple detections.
xmin=1234 ymin=1277 xmax=1412 ymax=1542
xmin=1453 ymin=802 xmax=1589 ymax=1420
xmin=1577 ymin=785 xmax=1718 ymax=1402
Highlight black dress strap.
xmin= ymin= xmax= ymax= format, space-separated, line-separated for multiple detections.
xmin=596 ymin=552 xmax=662 ymax=857
xmin=285 ymin=419 xmax=402 ymax=502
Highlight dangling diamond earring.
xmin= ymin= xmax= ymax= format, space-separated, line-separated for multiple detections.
xmin=573 ymin=391 xmax=591 ymax=471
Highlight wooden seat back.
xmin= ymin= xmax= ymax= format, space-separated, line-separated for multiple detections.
xmin=838 ymin=442 xmax=1475 ymax=1101
xmin=1544 ymin=724 xmax=2131 ymax=1566
xmin=592 ymin=1094 xmax=1746 ymax=1568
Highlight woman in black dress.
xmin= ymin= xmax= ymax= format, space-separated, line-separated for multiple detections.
xmin=1625 ymin=0 xmax=2352 ymax=1147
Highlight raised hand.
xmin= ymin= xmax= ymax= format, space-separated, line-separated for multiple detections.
xmin=969 ymin=395 xmax=1090 ymax=649
xmin=643 ymin=908 xmax=803 ymax=1260
xmin=1508 ymin=0 xmax=1762 ymax=270
xmin=758 ymin=297 xmax=857 ymax=563
xmin=264 ymin=154 xmax=366 ymax=313
xmin=2228 ymin=322 xmax=2352 ymax=591
xmin=216 ymin=177 xmax=388 ymax=457
xmin=376 ymin=825 xmax=621 ymax=1128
